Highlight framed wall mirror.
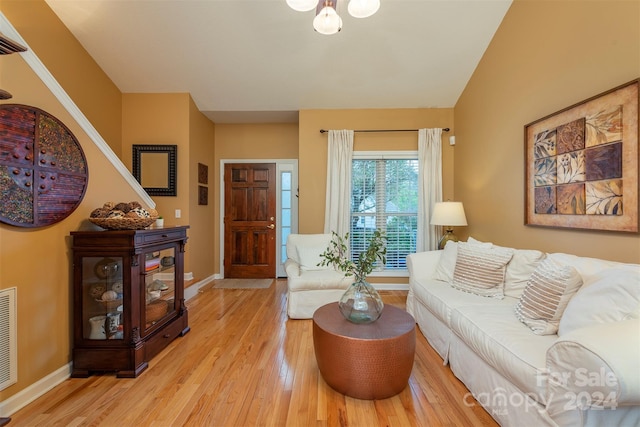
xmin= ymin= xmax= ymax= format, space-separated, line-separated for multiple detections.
xmin=132 ymin=144 xmax=177 ymax=196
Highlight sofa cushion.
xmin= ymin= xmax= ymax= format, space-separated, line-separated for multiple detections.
xmin=287 ymin=269 xmax=350 ymax=291
xmin=515 ymin=258 xmax=583 ymax=335
xmin=558 ymin=267 xmax=640 ymax=336
xmin=546 ymin=252 xmax=633 ymax=281
xmin=451 ymin=242 xmax=514 ymax=299
xmin=450 ymin=302 xmax=556 ymax=404
xmin=409 ymin=277 xmax=494 ymax=327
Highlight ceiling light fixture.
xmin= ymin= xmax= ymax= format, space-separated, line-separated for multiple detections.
xmin=348 ymin=0 xmax=380 ymax=18
xmin=313 ymin=1 xmax=342 ymax=35
xmin=286 ymin=0 xmax=318 ymax=12
xmin=287 ymin=0 xmax=380 ymax=35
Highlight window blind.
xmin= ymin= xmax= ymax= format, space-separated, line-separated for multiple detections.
xmin=350 ymin=158 xmax=418 ymax=271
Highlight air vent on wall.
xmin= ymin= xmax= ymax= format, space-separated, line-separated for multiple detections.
xmin=0 ymin=287 xmax=17 ymax=392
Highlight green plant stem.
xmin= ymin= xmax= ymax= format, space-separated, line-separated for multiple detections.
xmin=318 ymin=229 xmax=387 ymax=282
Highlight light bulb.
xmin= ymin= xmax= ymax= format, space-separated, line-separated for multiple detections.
xmin=313 ymin=5 xmax=342 ymax=35
xmin=286 ymin=0 xmax=318 ymax=12
xmin=348 ymin=0 xmax=380 ymax=18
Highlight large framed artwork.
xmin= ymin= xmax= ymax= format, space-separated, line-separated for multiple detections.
xmin=525 ymin=79 xmax=639 ymax=232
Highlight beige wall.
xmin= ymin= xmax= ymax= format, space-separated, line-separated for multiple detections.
xmin=213 ymin=123 xmax=299 ymax=272
xmin=0 ymin=55 xmax=150 ymax=401
xmin=188 ymin=97 xmax=216 ymax=283
xmin=1 ymin=1 xmax=217 ymax=403
xmin=121 ymin=93 xmax=192 ymax=271
xmin=0 ymin=0 xmax=135 ymax=402
xmin=298 ymin=109 xmax=455 ymax=233
xmin=212 ymin=111 xmax=455 ymax=278
xmin=121 ymin=93 xmax=218 ymax=279
xmin=455 ymin=0 xmax=640 ymax=263
xmin=1 ymin=0 xmax=123 ymax=157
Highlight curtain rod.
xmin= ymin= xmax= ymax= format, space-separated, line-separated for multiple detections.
xmin=319 ymin=128 xmax=449 ymax=134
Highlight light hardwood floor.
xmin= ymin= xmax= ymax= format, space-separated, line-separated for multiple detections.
xmin=9 ymin=280 xmax=498 ymax=426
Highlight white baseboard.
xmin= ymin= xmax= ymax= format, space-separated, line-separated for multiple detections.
xmin=373 ymin=283 xmax=409 ymax=291
xmin=0 ymin=363 xmax=71 ymax=417
xmin=184 ymin=274 xmax=219 ymax=301
xmin=154 ymin=272 xmax=194 ymax=282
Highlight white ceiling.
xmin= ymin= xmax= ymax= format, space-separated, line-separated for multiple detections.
xmin=44 ymin=0 xmax=512 ymax=124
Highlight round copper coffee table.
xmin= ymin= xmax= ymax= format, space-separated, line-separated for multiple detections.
xmin=312 ymin=302 xmax=416 ymax=400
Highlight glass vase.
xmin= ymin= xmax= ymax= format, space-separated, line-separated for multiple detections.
xmin=338 ymin=279 xmax=384 ymax=324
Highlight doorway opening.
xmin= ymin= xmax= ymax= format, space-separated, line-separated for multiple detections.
xmin=220 ymin=159 xmax=298 ymax=278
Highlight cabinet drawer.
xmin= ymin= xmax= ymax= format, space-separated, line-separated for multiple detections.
xmin=144 ymin=315 xmax=188 ymax=361
xmin=136 ymin=229 xmax=187 ymax=246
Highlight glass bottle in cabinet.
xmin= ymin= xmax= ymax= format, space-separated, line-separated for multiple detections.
xmin=71 ymin=226 xmax=189 ymax=378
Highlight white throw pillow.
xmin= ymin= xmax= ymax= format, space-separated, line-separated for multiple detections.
xmin=514 ymin=258 xmax=583 ymax=335
xmin=451 ymin=242 xmax=514 ymax=299
xmin=432 ymin=241 xmax=459 ymax=282
xmin=466 ymin=236 xmax=489 ymax=245
xmin=504 ymin=249 xmax=547 ymax=298
xmin=558 ymin=267 xmax=640 ymax=336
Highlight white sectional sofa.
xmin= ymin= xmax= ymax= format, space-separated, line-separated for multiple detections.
xmin=284 ymin=233 xmax=351 ymax=319
xmin=406 ymin=239 xmax=640 ymax=427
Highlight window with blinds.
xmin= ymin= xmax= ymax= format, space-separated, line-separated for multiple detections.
xmin=351 ymin=155 xmax=418 ymax=272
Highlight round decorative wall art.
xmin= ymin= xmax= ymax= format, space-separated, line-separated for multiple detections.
xmin=0 ymin=104 xmax=88 ymax=227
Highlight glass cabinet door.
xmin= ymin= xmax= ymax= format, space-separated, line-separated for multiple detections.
xmin=81 ymin=257 xmax=124 ymax=340
xmin=143 ymin=247 xmax=177 ymax=333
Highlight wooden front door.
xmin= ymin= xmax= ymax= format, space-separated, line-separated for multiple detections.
xmin=224 ymin=163 xmax=276 ymax=278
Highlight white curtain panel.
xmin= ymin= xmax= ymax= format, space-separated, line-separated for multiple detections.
xmin=417 ymin=128 xmax=443 ymax=251
xmin=324 ymin=129 xmax=354 ymax=236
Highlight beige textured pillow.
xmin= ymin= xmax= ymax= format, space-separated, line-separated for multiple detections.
xmin=467 ymin=237 xmax=547 ymax=298
xmin=451 ymin=242 xmax=514 ymax=298
xmin=432 ymin=238 xmax=493 ymax=283
xmin=515 ymin=258 xmax=583 ymax=335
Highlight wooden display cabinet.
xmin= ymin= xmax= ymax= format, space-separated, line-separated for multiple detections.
xmin=70 ymin=226 xmax=190 ymax=378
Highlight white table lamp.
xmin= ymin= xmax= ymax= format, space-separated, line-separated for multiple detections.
xmin=430 ymin=202 xmax=468 ymax=250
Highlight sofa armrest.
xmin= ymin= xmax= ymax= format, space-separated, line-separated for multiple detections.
xmin=546 ymin=318 xmax=640 ymax=419
xmin=407 ymin=251 xmax=442 ymax=281
xmin=284 ymin=259 xmax=300 ymax=278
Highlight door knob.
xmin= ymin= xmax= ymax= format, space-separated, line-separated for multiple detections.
xmin=267 ymin=224 xmax=275 ymax=229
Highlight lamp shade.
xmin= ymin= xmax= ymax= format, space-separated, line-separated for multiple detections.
xmin=287 ymin=0 xmax=319 ymax=12
xmin=348 ymin=0 xmax=380 ymax=18
xmin=313 ymin=4 xmax=342 ymax=34
xmin=430 ymin=202 xmax=468 ymax=226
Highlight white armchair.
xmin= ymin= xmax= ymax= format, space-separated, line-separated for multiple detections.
xmin=285 ymin=233 xmax=351 ymax=319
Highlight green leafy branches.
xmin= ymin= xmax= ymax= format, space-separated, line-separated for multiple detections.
xmin=318 ymin=229 xmax=387 ymax=283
